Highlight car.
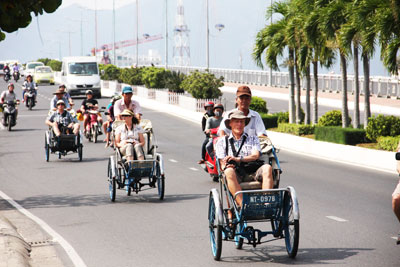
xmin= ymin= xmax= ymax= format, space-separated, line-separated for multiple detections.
xmin=0 ymin=62 xmax=5 ymax=76
xmin=33 ymin=66 xmax=54 ymax=85
xmin=25 ymin=61 xmax=44 ymax=77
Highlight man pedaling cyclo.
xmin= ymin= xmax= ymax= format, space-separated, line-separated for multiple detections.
xmin=217 ymin=86 xmax=273 ymax=207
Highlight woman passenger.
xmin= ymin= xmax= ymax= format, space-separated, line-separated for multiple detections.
xmin=115 ymin=109 xmax=145 ymax=161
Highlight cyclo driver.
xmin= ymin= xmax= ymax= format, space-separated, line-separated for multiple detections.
xmin=45 ymin=100 xmax=80 ymax=137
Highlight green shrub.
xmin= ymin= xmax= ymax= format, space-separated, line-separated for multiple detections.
xmin=101 ymin=64 xmax=121 ymax=81
xmin=318 ymin=110 xmax=351 ymax=126
xmin=181 ymin=70 xmax=223 ymax=99
xmin=119 ymin=67 xmax=143 ymax=85
xmin=260 ymin=113 xmax=278 ymax=129
xmin=165 ymin=70 xmax=185 ymax=93
xmin=366 ymin=114 xmax=400 ymax=141
xmin=37 ymin=58 xmax=51 ymax=65
xmin=315 ymin=126 xmax=366 ymax=145
xmin=277 ymin=123 xmax=315 ymax=136
xmin=47 ymin=59 xmax=61 ymax=71
xmin=377 ymin=135 xmax=400 ymax=151
xmin=275 ymin=108 xmax=305 ymax=124
xmin=277 ymin=111 xmax=289 ymax=124
xmin=141 ymin=67 xmax=169 ymax=88
xmin=250 ymin=96 xmax=268 ymax=113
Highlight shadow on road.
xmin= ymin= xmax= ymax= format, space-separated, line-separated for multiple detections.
xmin=0 ymin=193 xmax=208 ymax=210
xmin=220 ymin=244 xmax=374 ymax=265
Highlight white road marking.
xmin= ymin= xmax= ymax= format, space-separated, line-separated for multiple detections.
xmin=326 ymin=216 xmax=348 ymax=222
xmin=189 ymin=167 xmax=198 ymax=171
xmin=0 ymin=190 xmax=87 ymax=267
xmin=169 ymin=159 xmax=178 ymax=163
xmin=391 ymin=236 xmax=398 ymax=241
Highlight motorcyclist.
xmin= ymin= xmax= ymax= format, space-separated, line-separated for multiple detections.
xmin=3 ymin=64 xmax=11 ymax=80
xmin=45 ymin=100 xmax=80 ymax=136
xmin=202 ymin=101 xmax=214 ymax=132
xmin=81 ymin=90 xmax=103 ymax=135
xmin=218 ymin=86 xmax=267 ymax=137
xmin=12 ymin=63 xmax=19 ymax=73
xmin=50 ymin=88 xmax=71 ymax=111
xmin=0 ymin=83 xmax=19 ymax=123
xmin=22 ymin=75 xmax=37 ymax=103
xmin=198 ymin=103 xmax=224 ymax=164
xmin=103 ymin=94 xmax=121 ymax=148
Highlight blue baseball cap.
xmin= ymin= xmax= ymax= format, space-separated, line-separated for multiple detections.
xmin=122 ymin=86 xmax=133 ymax=94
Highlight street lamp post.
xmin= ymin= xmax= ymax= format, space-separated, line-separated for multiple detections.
xmin=165 ymin=0 xmax=168 ymax=69
xmin=206 ymin=0 xmax=209 ymax=69
xmin=113 ymin=0 xmax=116 ymax=65
xmin=269 ymin=0 xmax=273 ymax=86
xmin=136 ymin=0 xmax=139 ymax=67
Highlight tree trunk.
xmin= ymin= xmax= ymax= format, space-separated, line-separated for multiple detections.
xmin=353 ymin=42 xmax=360 ymax=128
xmin=340 ymin=52 xmax=349 ymax=128
xmin=289 ymin=48 xmax=296 ymax=124
xmin=362 ymin=53 xmax=371 ymax=128
xmin=295 ymin=51 xmax=301 ymax=124
xmin=305 ymin=64 xmax=311 ymax=124
xmin=313 ymin=60 xmax=319 ymax=124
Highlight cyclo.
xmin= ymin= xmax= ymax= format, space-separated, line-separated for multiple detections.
xmin=208 ymin=136 xmax=300 ymax=260
xmin=44 ymin=103 xmax=83 ymax=162
xmin=107 ymin=117 xmax=165 ymax=202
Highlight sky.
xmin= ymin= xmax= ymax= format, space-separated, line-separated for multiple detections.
xmin=0 ymin=0 xmax=392 ymax=76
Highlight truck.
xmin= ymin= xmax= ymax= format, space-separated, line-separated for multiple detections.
xmin=61 ymin=56 xmax=101 ymax=98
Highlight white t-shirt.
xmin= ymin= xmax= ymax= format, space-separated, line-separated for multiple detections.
xmin=115 ymin=123 xmax=143 ymax=142
xmin=219 ymin=108 xmax=267 ymax=136
xmin=0 ymin=91 xmax=17 ymax=102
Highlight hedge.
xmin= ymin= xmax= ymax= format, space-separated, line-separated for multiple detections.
xmin=260 ymin=113 xmax=278 ymax=129
xmin=366 ymin=114 xmax=400 ymax=141
xmin=377 ymin=135 xmax=400 ymax=151
xmin=250 ymin=97 xmax=268 ymax=114
xmin=315 ymin=126 xmax=366 ymax=145
xmin=277 ymin=123 xmax=315 ymax=136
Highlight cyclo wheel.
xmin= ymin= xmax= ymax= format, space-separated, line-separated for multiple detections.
xmin=283 ymin=191 xmax=299 ymax=258
xmin=45 ymin=134 xmax=50 ymax=162
xmin=108 ymin=158 xmax=116 ymax=202
xmin=208 ymin=192 xmax=222 ymax=261
xmin=157 ymin=174 xmax=165 ymax=200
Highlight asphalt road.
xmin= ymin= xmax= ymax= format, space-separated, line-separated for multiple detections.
xmin=0 ymin=80 xmax=399 ymax=266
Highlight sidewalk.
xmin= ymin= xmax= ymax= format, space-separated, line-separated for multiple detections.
xmin=223 ymin=82 xmax=400 ymax=116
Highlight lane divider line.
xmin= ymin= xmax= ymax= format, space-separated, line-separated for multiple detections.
xmin=169 ymin=159 xmax=178 ymax=163
xmin=391 ymin=236 xmax=398 ymax=240
xmin=326 ymin=216 xmax=348 ymax=222
xmin=0 ymin=190 xmax=87 ymax=267
xmin=189 ymin=167 xmax=198 ymax=171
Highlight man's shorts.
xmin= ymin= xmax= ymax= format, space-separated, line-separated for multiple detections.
xmin=236 ymin=164 xmax=267 ymax=184
xmin=393 ymin=179 xmax=400 ymax=198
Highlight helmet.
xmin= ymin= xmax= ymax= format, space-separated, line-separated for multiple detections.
xmin=8 ymin=82 xmax=14 ymax=88
xmin=111 ymin=95 xmax=121 ymax=103
xmin=85 ymin=90 xmax=93 ymax=95
xmin=204 ymin=101 xmax=214 ymax=109
xmin=213 ymin=103 xmax=224 ymax=112
xmin=26 ymin=75 xmax=32 ymax=79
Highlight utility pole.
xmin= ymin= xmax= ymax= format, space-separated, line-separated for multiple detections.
xmin=95 ymin=0 xmax=98 ymax=61
xmin=206 ymin=0 xmax=209 ymax=69
xmin=165 ymin=0 xmax=168 ymax=69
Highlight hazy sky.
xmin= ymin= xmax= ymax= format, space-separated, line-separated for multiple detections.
xmin=62 ymin=0 xmax=135 ymax=10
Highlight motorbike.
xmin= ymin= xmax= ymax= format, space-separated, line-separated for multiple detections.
xmin=13 ymin=71 xmax=20 ymax=82
xmin=3 ymin=69 xmax=11 ymax=82
xmin=2 ymin=100 xmax=18 ymax=131
xmin=203 ymin=127 xmax=220 ymax=182
xmin=25 ymin=89 xmax=36 ymax=110
xmin=79 ymin=107 xmax=103 ymax=143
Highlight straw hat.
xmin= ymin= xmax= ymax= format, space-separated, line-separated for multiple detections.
xmin=224 ymin=110 xmax=250 ymax=130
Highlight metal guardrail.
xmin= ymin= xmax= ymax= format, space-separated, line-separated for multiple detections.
xmin=167 ymin=66 xmax=400 ymax=99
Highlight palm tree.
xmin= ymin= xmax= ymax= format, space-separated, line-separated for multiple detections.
xmin=253 ymin=1 xmax=296 ymax=123
xmin=318 ymin=0 xmax=352 ymax=128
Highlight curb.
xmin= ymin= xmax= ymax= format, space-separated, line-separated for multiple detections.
xmin=135 ymin=95 xmax=397 ymax=174
xmin=0 ymin=215 xmax=31 ymax=267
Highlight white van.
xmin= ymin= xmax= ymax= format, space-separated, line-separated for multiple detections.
xmin=61 ymin=56 xmax=101 ymax=98
xmin=25 ymin=61 xmax=45 ymax=77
